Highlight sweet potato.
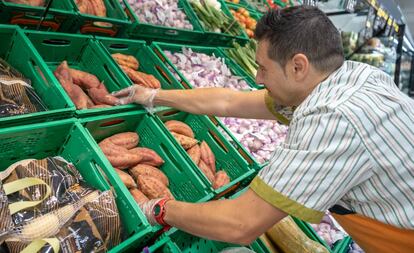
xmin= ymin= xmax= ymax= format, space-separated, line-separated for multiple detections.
xmin=146 ymin=74 xmax=161 ymax=89
xmin=115 ymin=168 xmax=136 ymax=188
xmin=198 ymin=160 xmax=215 ymax=183
xmin=112 ymin=53 xmax=139 ymax=70
xmin=99 ymin=139 xmax=128 ymax=154
xmin=99 ymin=141 xmax=142 ymax=168
xmin=104 ymin=132 xmax=139 ymax=149
xmin=9 ymin=0 xmax=45 ymax=6
xmin=212 ymin=170 xmax=230 ymax=189
xmin=88 ymin=86 xmax=118 ymax=105
xmin=120 ymin=66 xmax=153 ymax=88
xmin=129 ymin=188 xmax=149 ymax=205
xmin=171 ymin=132 xmax=198 ymax=150
xmin=54 ymin=62 xmax=93 ymax=109
xmin=200 ymin=141 xmax=216 ymax=174
xmin=72 ymin=85 xmax=94 ymax=109
xmin=69 ymin=68 xmax=100 ymax=89
xmin=89 ymin=104 xmax=111 ymax=109
xmin=129 ymin=147 xmax=164 ymax=167
xmin=137 ymin=175 xmax=174 ymax=200
xmin=130 ymin=164 xmax=169 ymax=187
xmin=165 ymin=120 xmax=194 ymax=138
xmin=75 ymin=0 xmax=90 ymax=14
xmin=162 ymin=188 xmax=175 ymax=200
xmin=137 ymin=72 xmax=160 ymax=89
xmin=54 ymin=61 xmax=73 ymax=94
xmin=89 ymin=0 xmax=106 ymax=17
xmin=186 ymin=144 xmax=201 ymax=165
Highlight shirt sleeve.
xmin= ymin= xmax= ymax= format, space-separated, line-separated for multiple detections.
xmin=264 ymin=91 xmax=295 ymax=125
xmin=250 ymin=108 xmax=371 ymax=223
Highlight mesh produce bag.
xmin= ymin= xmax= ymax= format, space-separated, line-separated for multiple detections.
xmin=0 ymin=157 xmax=122 ymax=253
xmin=0 ymin=58 xmax=47 ymax=117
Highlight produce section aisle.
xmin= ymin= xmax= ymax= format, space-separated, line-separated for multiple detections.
xmin=0 ymin=0 xmax=413 ymax=252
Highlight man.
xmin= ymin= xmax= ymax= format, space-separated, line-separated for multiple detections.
xmin=113 ymin=6 xmax=414 ymax=252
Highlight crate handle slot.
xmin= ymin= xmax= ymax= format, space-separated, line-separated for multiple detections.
xmin=11 ymin=14 xmax=60 ymax=31
xmin=91 ymin=161 xmax=118 ymax=198
xmin=109 ymin=43 xmax=129 ymax=49
xmin=208 ymin=116 xmax=219 ymax=126
xmin=42 ymin=39 xmax=71 ymax=46
xmin=164 ymin=30 xmax=179 ymax=36
xmin=159 ymin=143 xmax=184 ymax=173
xmin=155 ymin=65 xmax=172 ymax=86
xmin=237 ymin=147 xmax=254 ymax=166
xmin=208 ymin=129 xmax=228 ymax=153
xmin=159 ymin=109 xmax=180 ymax=118
xmin=30 ymin=59 xmax=50 ymax=88
xmin=213 ymin=182 xmax=240 ymax=200
xmin=99 ymin=119 xmax=126 ymax=128
xmin=81 ymin=24 xmax=117 ymax=37
xmin=180 ymin=80 xmax=191 ymax=89
xmin=104 ymin=64 xmax=122 ymax=89
xmin=153 ymin=48 xmax=165 ymax=62
xmin=124 ymin=6 xmax=136 ymax=22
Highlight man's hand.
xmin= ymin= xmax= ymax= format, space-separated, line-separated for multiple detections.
xmin=112 ymin=84 xmax=159 ymax=108
xmin=139 ymin=198 xmax=163 ymax=226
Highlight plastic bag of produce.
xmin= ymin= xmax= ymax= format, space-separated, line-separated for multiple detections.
xmin=0 ymin=157 xmax=122 ymax=252
xmin=266 ymin=217 xmax=329 ymax=253
xmin=0 ymin=58 xmax=46 ymax=117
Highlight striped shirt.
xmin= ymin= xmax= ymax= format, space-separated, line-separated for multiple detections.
xmin=250 ymin=61 xmax=414 ymax=229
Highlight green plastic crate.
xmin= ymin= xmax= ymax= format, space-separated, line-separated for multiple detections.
xmin=81 ymin=110 xmax=214 ymax=203
xmin=0 ymin=1 xmax=78 ymax=32
xmin=95 ymin=36 xmax=186 ymax=90
xmin=122 ymin=0 xmax=204 ymax=44
xmin=154 ymin=108 xmax=257 ymax=198
xmin=226 ymin=3 xmax=263 ymax=20
xmin=24 ymin=30 xmax=139 ymax=118
xmin=110 ymin=228 xmax=161 ymax=253
xmin=243 ymin=0 xmax=271 ymax=13
xmin=52 ymin=0 xmax=131 ymax=37
xmin=225 ymin=0 xmax=269 ymax=13
xmin=151 ymin=41 xmax=260 ymax=90
xmin=147 ymin=236 xmax=181 ymax=253
xmin=0 ymin=119 xmax=153 ymax=251
xmin=167 ymin=229 xmax=271 ymax=253
xmin=292 ymin=217 xmax=352 ymax=253
xmin=0 ymin=25 xmax=74 ymax=128
xmin=190 ymin=0 xmax=249 ymax=46
xmin=333 ymin=237 xmax=352 ymax=253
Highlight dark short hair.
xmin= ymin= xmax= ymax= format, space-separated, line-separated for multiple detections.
xmin=255 ymin=6 xmax=344 ymax=73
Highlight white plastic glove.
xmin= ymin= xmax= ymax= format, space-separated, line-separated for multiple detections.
xmin=139 ymin=198 xmax=163 ymax=226
xmin=112 ymin=84 xmax=159 ymax=113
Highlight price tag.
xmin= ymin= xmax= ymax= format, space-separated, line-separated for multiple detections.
xmin=377 ymin=7 xmax=385 ymax=18
xmin=370 ymin=0 xmax=378 ymax=10
xmin=394 ymin=23 xmax=399 ymax=33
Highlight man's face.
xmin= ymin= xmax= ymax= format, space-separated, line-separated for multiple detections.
xmin=255 ymin=39 xmax=301 ymax=106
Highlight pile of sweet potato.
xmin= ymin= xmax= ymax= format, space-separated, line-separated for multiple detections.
xmin=111 ymin=53 xmax=161 ymax=89
xmin=76 ymin=0 xmax=106 ymax=17
xmin=165 ymin=120 xmax=230 ymax=190
xmin=98 ymin=132 xmax=175 ymax=206
xmin=5 ymin=0 xmax=44 ymax=6
xmin=54 ymin=61 xmax=118 ymax=109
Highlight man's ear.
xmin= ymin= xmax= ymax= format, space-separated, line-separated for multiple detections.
xmin=290 ymin=54 xmax=310 ymax=81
